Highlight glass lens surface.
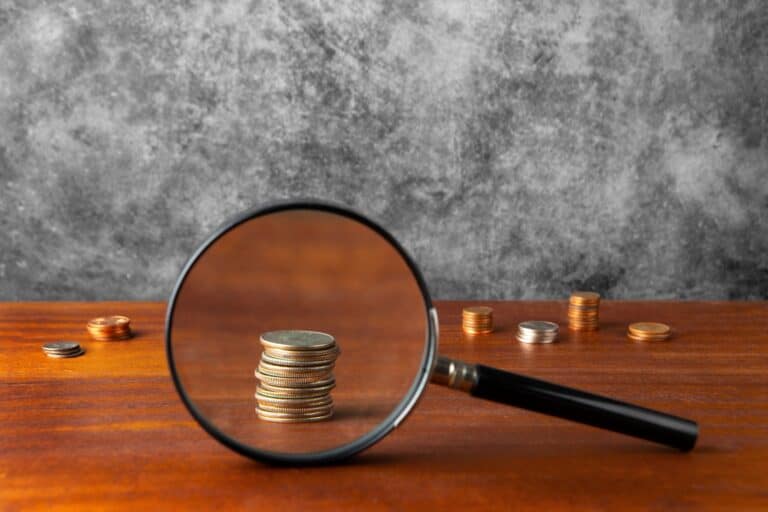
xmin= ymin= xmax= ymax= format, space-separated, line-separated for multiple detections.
xmin=169 ymin=208 xmax=429 ymax=456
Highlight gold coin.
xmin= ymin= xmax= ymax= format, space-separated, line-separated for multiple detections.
xmin=260 ymin=330 xmax=336 ymax=352
xmin=255 ymin=371 xmax=334 ymax=386
xmin=569 ymin=292 xmax=601 ymax=304
xmin=258 ymin=360 xmax=334 ymax=376
xmin=258 ymin=380 xmax=336 ymax=394
xmin=257 ymin=403 xmax=334 ymax=414
xmin=628 ymin=333 xmax=670 ymax=342
xmin=628 ymin=322 xmax=670 ymax=336
xmin=256 ymin=385 xmax=333 ymax=399
xmin=263 ymin=346 xmax=340 ymax=360
xmin=462 ymin=306 xmax=493 ymax=316
xmin=256 ymin=411 xmax=333 ymax=423
xmin=261 ymin=352 xmax=338 ymax=367
xmin=256 ymin=408 xmax=333 ymax=419
xmin=255 ymin=393 xmax=332 ymax=407
xmin=87 ymin=315 xmax=132 ymax=341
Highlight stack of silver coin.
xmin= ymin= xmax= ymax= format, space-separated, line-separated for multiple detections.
xmin=255 ymin=330 xmax=339 ymax=423
xmin=516 ymin=321 xmax=559 ymax=344
xmin=41 ymin=341 xmax=85 ymax=358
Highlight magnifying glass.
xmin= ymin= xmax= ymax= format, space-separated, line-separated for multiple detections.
xmin=165 ymin=201 xmax=698 ymax=464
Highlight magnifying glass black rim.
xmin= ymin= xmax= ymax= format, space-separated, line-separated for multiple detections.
xmin=165 ymin=199 xmax=437 ymax=465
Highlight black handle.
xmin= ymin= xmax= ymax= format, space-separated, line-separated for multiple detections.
xmin=472 ymin=364 xmax=698 ymax=451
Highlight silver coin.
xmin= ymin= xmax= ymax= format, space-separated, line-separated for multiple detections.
xmin=45 ymin=348 xmax=85 ymax=358
xmin=261 ymin=352 xmax=338 ymax=367
xmin=42 ymin=341 xmax=81 ymax=352
xmin=256 ymin=381 xmax=336 ymax=398
xmin=262 ymin=348 xmax=340 ymax=362
xmin=258 ymin=361 xmax=334 ymax=376
xmin=518 ymin=321 xmax=559 ymax=333
xmin=260 ymin=330 xmax=336 ymax=351
xmin=255 ymin=371 xmax=334 ymax=386
xmin=516 ymin=333 xmax=558 ymax=344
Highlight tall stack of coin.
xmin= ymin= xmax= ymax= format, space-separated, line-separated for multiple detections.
xmin=568 ymin=292 xmax=600 ymax=331
xmin=87 ymin=316 xmax=132 ymax=340
xmin=516 ymin=321 xmax=559 ymax=344
xmin=255 ymin=330 xmax=339 ymax=423
xmin=627 ymin=322 xmax=671 ymax=342
xmin=462 ymin=306 xmax=494 ymax=335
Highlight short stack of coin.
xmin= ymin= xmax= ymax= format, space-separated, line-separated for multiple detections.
xmin=568 ymin=292 xmax=600 ymax=331
xmin=516 ymin=321 xmax=559 ymax=344
xmin=627 ymin=322 xmax=671 ymax=342
xmin=87 ymin=316 xmax=132 ymax=341
xmin=42 ymin=341 xmax=85 ymax=359
xmin=462 ymin=306 xmax=494 ymax=335
xmin=255 ymin=330 xmax=339 ymax=423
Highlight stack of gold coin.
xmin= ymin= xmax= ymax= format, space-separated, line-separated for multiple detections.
xmin=87 ymin=316 xmax=132 ymax=340
xmin=627 ymin=322 xmax=671 ymax=342
xmin=462 ymin=306 xmax=494 ymax=335
xmin=568 ymin=292 xmax=600 ymax=331
xmin=516 ymin=321 xmax=559 ymax=344
xmin=255 ymin=330 xmax=339 ymax=423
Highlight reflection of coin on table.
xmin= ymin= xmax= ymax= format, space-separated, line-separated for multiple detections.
xmin=254 ymin=330 xmax=340 ymax=423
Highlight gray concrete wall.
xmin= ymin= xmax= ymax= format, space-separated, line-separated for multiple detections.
xmin=1 ymin=1 xmax=766 ymax=300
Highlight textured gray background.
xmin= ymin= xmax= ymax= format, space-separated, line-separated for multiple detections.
xmin=1 ymin=1 xmax=766 ymax=300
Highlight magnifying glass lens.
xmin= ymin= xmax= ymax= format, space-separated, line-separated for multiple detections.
xmin=169 ymin=209 xmax=430 ymax=458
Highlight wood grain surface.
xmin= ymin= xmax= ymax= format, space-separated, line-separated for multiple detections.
xmin=2 ymin=301 xmax=767 ymax=511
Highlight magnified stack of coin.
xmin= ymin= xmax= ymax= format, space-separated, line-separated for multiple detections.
xmin=87 ymin=316 xmax=133 ymax=341
xmin=42 ymin=341 xmax=85 ymax=359
xmin=462 ymin=306 xmax=494 ymax=335
xmin=516 ymin=321 xmax=559 ymax=344
xmin=627 ymin=322 xmax=671 ymax=342
xmin=568 ymin=292 xmax=600 ymax=331
xmin=255 ymin=330 xmax=339 ymax=423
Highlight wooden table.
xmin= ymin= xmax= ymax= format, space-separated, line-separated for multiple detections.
xmin=2 ymin=301 xmax=767 ymax=511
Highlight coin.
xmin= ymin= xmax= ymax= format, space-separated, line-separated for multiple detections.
xmin=260 ymin=330 xmax=336 ymax=351
xmin=255 ymin=393 xmax=333 ymax=407
xmin=257 ymin=403 xmax=334 ymax=414
xmin=256 ymin=408 xmax=333 ymax=419
xmin=569 ymin=292 xmax=601 ymax=304
xmin=256 ymin=411 xmax=334 ymax=423
xmin=516 ymin=321 xmax=559 ymax=344
xmin=44 ymin=349 xmax=86 ymax=358
xmin=256 ymin=330 xmax=339 ymax=422
xmin=261 ymin=352 xmax=338 ymax=367
xmin=628 ymin=322 xmax=670 ymax=335
xmin=87 ymin=315 xmax=132 ymax=341
xmin=256 ymin=385 xmax=333 ymax=399
xmin=42 ymin=341 xmax=80 ymax=352
xmin=262 ymin=346 xmax=340 ymax=360
xmin=462 ymin=306 xmax=494 ymax=335
xmin=627 ymin=322 xmax=671 ymax=342
xmin=568 ymin=291 xmax=600 ymax=331
xmin=255 ymin=371 xmax=335 ymax=387
xmin=42 ymin=341 xmax=85 ymax=359
xmin=258 ymin=360 xmax=334 ymax=376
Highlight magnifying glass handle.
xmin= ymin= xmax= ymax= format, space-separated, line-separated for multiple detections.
xmin=431 ymin=356 xmax=698 ymax=451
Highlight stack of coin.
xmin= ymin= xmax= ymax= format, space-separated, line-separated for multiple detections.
xmin=255 ymin=330 xmax=339 ymax=423
xmin=516 ymin=321 xmax=559 ymax=344
xmin=627 ymin=322 xmax=671 ymax=342
xmin=462 ymin=306 xmax=494 ymax=335
xmin=42 ymin=341 xmax=84 ymax=359
xmin=568 ymin=292 xmax=600 ymax=331
xmin=87 ymin=316 xmax=132 ymax=341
